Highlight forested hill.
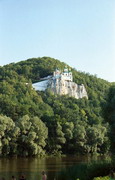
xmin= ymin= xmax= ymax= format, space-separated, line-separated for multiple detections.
xmin=0 ymin=57 xmax=110 ymax=99
xmin=0 ymin=57 xmax=114 ymax=156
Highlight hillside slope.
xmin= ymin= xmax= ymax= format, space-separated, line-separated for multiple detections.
xmin=0 ymin=57 xmax=112 ymax=156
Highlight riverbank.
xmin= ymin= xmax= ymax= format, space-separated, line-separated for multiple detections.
xmin=56 ymin=159 xmax=115 ymax=180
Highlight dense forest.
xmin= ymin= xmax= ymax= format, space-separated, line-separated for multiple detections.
xmin=0 ymin=57 xmax=114 ymax=156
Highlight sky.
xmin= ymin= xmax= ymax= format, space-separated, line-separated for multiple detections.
xmin=0 ymin=0 xmax=115 ymax=82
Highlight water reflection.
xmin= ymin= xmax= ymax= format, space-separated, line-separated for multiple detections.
xmin=0 ymin=155 xmax=110 ymax=180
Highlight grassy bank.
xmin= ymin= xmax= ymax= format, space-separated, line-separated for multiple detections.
xmin=56 ymin=159 xmax=115 ymax=180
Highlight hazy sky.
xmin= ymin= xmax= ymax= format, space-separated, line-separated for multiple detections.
xmin=0 ymin=0 xmax=115 ymax=82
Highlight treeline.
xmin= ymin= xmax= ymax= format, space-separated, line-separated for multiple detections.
xmin=0 ymin=57 xmax=114 ymax=156
xmin=104 ymin=84 xmax=115 ymax=153
xmin=0 ymin=110 xmax=109 ymax=156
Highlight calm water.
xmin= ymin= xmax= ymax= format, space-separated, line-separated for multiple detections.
xmin=0 ymin=155 xmax=107 ymax=180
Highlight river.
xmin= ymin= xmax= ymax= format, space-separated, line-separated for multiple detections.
xmin=0 ymin=155 xmax=108 ymax=180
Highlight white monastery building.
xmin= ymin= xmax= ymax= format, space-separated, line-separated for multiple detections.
xmin=32 ymin=67 xmax=88 ymax=99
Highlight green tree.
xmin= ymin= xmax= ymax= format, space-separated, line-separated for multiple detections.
xmin=0 ymin=115 xmax=16 ymax=155
xmin=73 ymin=123 xmax=87 ymax=153
xmin=63 ymin=122 xmax=74 ymax=153
xmin=16 ymin=115 xmax=48 ymax=156
xmin=86 ymin=125 xmax=109 ymax=153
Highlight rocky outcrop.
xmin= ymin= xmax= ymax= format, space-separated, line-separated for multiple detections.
xmin=32 ymin=68 xmax=88 ymax=99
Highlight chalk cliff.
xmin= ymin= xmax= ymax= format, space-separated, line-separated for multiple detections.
xmin=32 ymin=67 xmax=88 ymax=99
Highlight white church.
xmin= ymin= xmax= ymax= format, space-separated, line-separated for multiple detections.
xmin=32 ymin=67 xmax=88 ymax=99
